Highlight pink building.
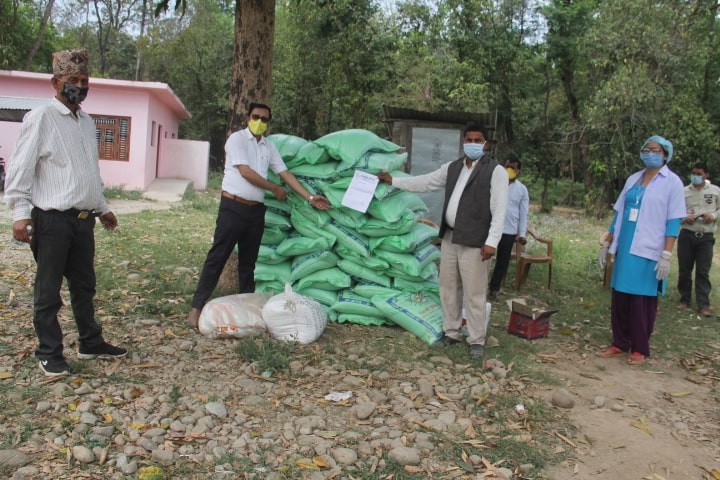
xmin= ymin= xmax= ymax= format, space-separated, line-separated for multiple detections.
xmin=0 ymin=70 xmax=208 ymax=191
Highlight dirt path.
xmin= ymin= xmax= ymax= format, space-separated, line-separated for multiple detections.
xmin=542 ymin=352 xmax=719 ymax=479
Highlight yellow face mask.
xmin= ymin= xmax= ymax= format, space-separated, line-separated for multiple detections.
xmin=248 ymin=118 xmax=268 ymax=136
xmin=506 ymin=167 xmax=517 ymax=181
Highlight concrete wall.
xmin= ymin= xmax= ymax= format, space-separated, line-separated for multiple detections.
xmin=159 ymin=139 xmax=209 ymax=190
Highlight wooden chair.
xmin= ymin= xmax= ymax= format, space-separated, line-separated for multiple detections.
xmin=513 ymin=228 xmax=553 ymax=290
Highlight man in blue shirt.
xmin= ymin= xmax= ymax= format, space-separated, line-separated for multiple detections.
xmin=489 ymin=154 xmax=529 ymax=299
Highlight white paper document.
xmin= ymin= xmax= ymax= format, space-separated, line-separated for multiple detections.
xmin=341 ymin=170 xmax=379 ymax=213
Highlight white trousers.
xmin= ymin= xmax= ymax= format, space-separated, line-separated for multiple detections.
xmin=439 ymin=230 xmax=490 ymax=345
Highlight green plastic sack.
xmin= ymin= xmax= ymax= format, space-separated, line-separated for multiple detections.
xmin=296 ymin=267 xmax=351 ymax=291
xmin=291 ymin=250 xmax=339 ymax=282
xmin=338 ymin=151 xmax=407 ymax=175
xmin=258 ymin=244 xmax=290 ymax=265
xmin=327 ymin=206 xmax=367 ymax=230
xmin=289 ymin=160 xmax=340 ymax=179
xmin=393 ymin=276 xmax=440 ymax=294
xmin=336 ymin=313 xmax=391 ymax=326
xmin=335 ymin=245 xmax=390 ymax=271
xmin=277 ymin=233 xmax=333 ymax=257
xmin=254 ymin=260 xmax=292 ymax=283
xmin=264 ymin=197 xmax=292 ymax=215
xmin=372 ymin=292 xmax=444 ymax=345
xmin=369 ymin=222 xmax=439 ymax=253
xmin=290 ymin=211 xmax=337 ymax=246
xmin=329 ymin=170 xmax=410 ymax=200
xmin=313 ymin=129 xmax=400 ymax=165
xmin=267 ymin=134 xmax=308 ymax=161
xmin=374 ymin=244 xmax=440 ymax=277
xmin=296 ymin=287 xmax=338 ymax=307
xmin=317 ymin=185 xmax=346 ymax=209
xmin=255 ymin=280 xmax=285 ymax=294
xmin=389 ymin=261 xmax=438 ymax=282
xmin=287 ymin=195 xmax=331 ymax=227
xmin=265 ymin=210 xmax=292 ymax=230
xmin=368 ymin=191 xmax=428 ymax=222
xmin=331 ymin=289 xmax=386 ymax=317
xmin=325 ymin=220 xmax=371 ymax=258
xmin=337 ymin=259 xmax=392 ymax=287
xmin=294 ymin=141 xmax=330 ymax=165
xmin=261 ymin=226 xmax=289 ymax=245
xmin=358 ymin=211 xmax=417 ymax=237
xmin=352 ymin=280 xmax=401 ymax=298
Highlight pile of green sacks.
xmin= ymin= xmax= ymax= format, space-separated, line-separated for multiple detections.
xmin=252 ymin=129 xmax=444 ymax=345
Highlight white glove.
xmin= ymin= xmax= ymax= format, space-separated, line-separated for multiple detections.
xmin=654 ymin=250 xmax=672 ymax=280
xmin=598 ymin=241 xmax=610 ymax=269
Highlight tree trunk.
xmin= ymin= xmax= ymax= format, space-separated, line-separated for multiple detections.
xmin=227 ymin=0 xmax=275 ymax=134
xmin=24 ymin=0 xmax=55 ymax=70
xmin=134 ymin=0 xmax=148 ymax=80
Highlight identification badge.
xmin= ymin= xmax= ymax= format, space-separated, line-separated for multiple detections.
xmin=629 ymin=208 xmax=639 ymax=222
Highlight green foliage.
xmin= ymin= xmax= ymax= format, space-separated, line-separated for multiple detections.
xmin=0 ymin=0 xmax=59 ymax=71
xmin=234 ymin=336 xmax=297 ymax=375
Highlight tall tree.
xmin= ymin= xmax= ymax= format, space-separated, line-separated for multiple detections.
xmin=227 ymin=0 xmax=275 ymax=132
xmin=24 ymin=0 xmax=56 ymax=70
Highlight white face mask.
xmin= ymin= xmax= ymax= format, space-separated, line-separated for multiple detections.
xmin=463 ymin=142 xmax=485 ymax=159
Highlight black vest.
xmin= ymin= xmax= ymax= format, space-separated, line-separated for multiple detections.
xmin=439 ymin=154 xmax=499 ymax=247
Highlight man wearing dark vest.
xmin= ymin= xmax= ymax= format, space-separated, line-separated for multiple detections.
xmin=378 ymin=125 xmax=508 ymax=359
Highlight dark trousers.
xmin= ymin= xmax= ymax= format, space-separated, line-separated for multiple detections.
xmin=30 ymin=209 xmax=104 ymax=361
xmin=489 ymin=233 xmax=517 ymax=292
xmin=610 ymin=289 xmax=657 ymax=357
xmin=677 ymin=229 xmax=714 ymax=309
xmin=191 ymin=196 xmax=266 ymax=309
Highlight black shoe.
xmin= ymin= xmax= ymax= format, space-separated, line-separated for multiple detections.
xmin=78 ymin=342 xmax=128 ymax=360
xmin=435 ymin=335 xmax=462 ymax=348
xmin=469 ymin=344 xmax=485 ymax=359
xmin=39 ymin=358 xmax=72 ymax=377
xmin=488 ymin=290 xmax=499 ymax=300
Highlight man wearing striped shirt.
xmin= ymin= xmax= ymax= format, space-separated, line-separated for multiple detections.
xmin=4 ymin=48 xmax=127 ymax=377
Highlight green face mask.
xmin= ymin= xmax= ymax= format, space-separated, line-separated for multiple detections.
xmin=248 ymin=118 xmax=268 ymax=136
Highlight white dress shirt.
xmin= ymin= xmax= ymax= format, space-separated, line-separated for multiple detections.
xmin=5 ymin=98 xmax=110 ymax=222
xmin=503 ymin=180 xmax=529 ymax=236
xmin=392 ymin=158 xmax=508 ymax=248
xmin=222 ymin=128 xmax=287 ymax=202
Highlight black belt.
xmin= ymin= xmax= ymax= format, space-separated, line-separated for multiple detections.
xmin=682 ymin=229 xmax=713 ymax=238
xmin=44 ymin=208 xmax=96 ymax=219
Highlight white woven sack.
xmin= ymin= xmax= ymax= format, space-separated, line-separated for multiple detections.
xmin=262 ymin=284 xmax=327 ymax=344
xmin=198 ymin=293 xmax=273 ymax=339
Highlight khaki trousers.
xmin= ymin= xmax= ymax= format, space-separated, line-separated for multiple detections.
xmin=439 ymin=231 xmax=490 ymax=345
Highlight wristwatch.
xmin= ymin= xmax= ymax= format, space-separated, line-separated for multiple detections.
xmin=308 ymin=195 xmax=315 ymax=203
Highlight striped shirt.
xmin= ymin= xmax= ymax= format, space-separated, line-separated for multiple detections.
xmin=4 ymin=98 xmax=110 ymax=221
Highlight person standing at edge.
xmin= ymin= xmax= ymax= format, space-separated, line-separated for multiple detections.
xmin=488 ymin=154 xmax=529 ymax=299
xmin=677 ymin=162 xmax=720 ymax=317
xmin=597 ymin=135 xmax=685 ymax=365
xmin=378 ymin=125 xmax=508 ymax=359
xmin=4 ymin=48 xmax=127 ymax=377
xmin=187 ymin=102 xmax=330 ymax=328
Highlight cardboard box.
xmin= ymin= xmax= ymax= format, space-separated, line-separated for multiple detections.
xmin=507 ymin=301 xmax=559 ymax=340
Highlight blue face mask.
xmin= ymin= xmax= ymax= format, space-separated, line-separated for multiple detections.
xmin=691 ymin=174 xmax=705 ymax=186
xmin=463 ymin=143 xmax=485 ymax=160
xmin=640 ymin=152 xmax=664 ymax=168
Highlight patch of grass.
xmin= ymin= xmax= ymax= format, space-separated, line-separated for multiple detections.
xmin=103 ymin=185 xmax=144 ymax=200
xmin=235 ymin=336 xmax=298 ymax=375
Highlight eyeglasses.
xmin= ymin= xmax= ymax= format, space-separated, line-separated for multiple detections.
xmin=250 ymin=114 xmax=270 ymax=123
xmin=641 ymin=148 xmax=663 ymax=154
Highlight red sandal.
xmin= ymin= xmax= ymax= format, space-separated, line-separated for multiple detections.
xmin=627 ymin=352 xmax=646 ymax=365
xmin=597 ymin=346 xmax=625 ymax=358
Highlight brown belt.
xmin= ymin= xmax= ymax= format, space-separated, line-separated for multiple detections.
xmin=221 ymin=191 xmax=261 ymax=206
